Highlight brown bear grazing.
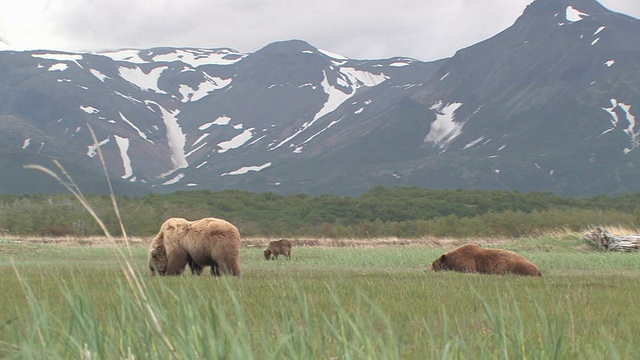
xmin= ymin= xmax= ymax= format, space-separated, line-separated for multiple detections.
xmin=148 ymin=217 xmax=241 ymax=276
xmin=430 ymin=243 xmax=542 ymax=276
xmin=264 ymin=239 xmax=292 ymax=260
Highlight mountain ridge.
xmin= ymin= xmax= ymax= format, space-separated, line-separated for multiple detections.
xmin=0 ymin=0 xmax=638 ymax=196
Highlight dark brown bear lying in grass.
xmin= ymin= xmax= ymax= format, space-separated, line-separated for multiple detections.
xmin=430 ymin=243 xmax=541 ymax=276
xmin=264 ymin=239 xmax=292 ymax=260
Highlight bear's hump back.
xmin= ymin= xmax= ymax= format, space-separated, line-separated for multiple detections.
xmin=195 ymin=217 xmax=239 ymax=234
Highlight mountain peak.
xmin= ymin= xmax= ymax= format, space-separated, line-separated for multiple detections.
xmin=522 ymin=0 xmax=609 ymax=19
xmin=506 ymin=0 xmax=626 ymax=37
xmin=256 ymin=39 xmax=318 ymax=55
xmin=253 ymin=39 xmax=351 ymax=62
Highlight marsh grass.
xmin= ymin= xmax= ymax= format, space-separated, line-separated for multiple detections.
xmin=2 ymin=244 xmax=640 ymax=359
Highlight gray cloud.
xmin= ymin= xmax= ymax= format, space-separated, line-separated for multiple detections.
xmin=2 ymin=0 xmax=639 ymax=60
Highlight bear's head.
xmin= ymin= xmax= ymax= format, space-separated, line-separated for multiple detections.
xmin=264 ymin=248 xmax=272 ymax=260
xmin=148 ymin=245 xmax=168 ymax=275
xmin=430 ymin=254 xmax=450 ymax=271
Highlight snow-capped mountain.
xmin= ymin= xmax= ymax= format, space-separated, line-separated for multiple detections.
xmin=0 ymin=0 xmax=638 ymax=196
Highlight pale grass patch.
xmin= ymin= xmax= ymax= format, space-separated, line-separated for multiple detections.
xmin=2 ymin=235 xmax=466 ymax=248
xmin=1 ymin=235 xmax=515 ymax=248
xmin=4 ymin=231 xmax=622 ymax=250
xmin=243 ymin=235 xmax=530 ymax=249
xmin=0 ymin=235 xmax=150 ymax=247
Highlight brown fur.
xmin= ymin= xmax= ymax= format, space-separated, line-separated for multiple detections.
xmin=430 ymin=243 xmax=541 ymax=276
xmin=148 ymin=217 xmax=241 ymax=276
xmin=264 ymin=239 xmax=292 ymax=260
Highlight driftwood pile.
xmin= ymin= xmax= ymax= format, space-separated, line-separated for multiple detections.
xmin=583 ymin=227 xmax=640 ymax=252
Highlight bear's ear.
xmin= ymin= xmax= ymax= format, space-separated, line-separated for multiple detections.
xmin=440 ymin=254 xmax=446 ymax=261
xmin=151 ymin=247 xmax=163 ymax=258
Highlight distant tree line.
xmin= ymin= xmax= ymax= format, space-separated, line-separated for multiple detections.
xmin=0 ymin=187 xmax=638 ymax=238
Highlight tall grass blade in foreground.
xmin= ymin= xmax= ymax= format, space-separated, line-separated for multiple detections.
xmin=22 ymin=124 xmax=177 ymax=358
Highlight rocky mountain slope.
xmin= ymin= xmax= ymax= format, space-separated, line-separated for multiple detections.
xmin=0 ymin=0 xmax=637 ymax=196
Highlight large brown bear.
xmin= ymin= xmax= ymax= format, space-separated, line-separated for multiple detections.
xmin=430 ymin=243 xmax=541 ymax=276
xmin=264 ymin=239 xmax=292 ymax=260
xmin=148 ymin=217 xmax=241 ymax=276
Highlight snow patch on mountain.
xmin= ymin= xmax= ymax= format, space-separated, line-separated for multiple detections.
xmin=161 ymin=173 xmax=185 ymax=185
xmin=199 ymin=116 xmax=231 ymax=130
xmin=425 ymin=102 xmax=464 ymax=149
xmin=566 ymin=6 xmax=589 ymax=22
xmin=270 ymin=67 xmax=387 ymax=151
xmin=32 ymin=53 xmax=83 ymax=67
xmin=87 ymin=137 xmax=110 ymax=157
xmin=389 ymin=58 xmax=415 ymax=67
xmin=299 ymin=83 xmax=316 ymax=89
xmin=619 ymin=102 xmax=638 ymax=154
xmin=114 ymin=91 xmax=141 ymax=104
xmin=463 ymin=136 xmax=485 ymax=150
xmin=192 ymin=133 xmax=209 ymax=147
xmin=594 ymin=26 xmax=606 ymax=36
xmin=48 ymin=63 xmax=68 ymax=72
xmin=90 ymin=69 xmax=109 ymax=82
xmin=99 ymin=49 xmax=145 ymax=63
xmin=269 ymin=71 xmax=349 ymax=150
xmin=602 ymin=99 xmax=622 ymax=135
xmin=179 ymin=75 xmax=232 ymax=102
xmin=150 ymin=48 xmax=245 ymax=66
xmin=601 ymin=99 xmax=639 ymax=153
xmin=119 ymin=112 xmax=153 ymax=144
xmin=114 ymin=135 xmax=133 ymax=179
xmin=81 ymin=105 xmax=99 ymax=114
xmin=118 ymin=65 xmax=167 ymax=93
xmin=147 ymin=101 xmax=188 ymax=176
xmin=340 ymin=67 xmax=388 ymax=88
xmin=218 ymin=129 xmax=254 ymax=153
xmin=294 ymin=116 xmax=344 ymax=153
xmin=101 ymin=48 xmax=245 ymax=67
xmin=186 ymin=141 xmax=207 ymax=158
xmin=314 ymin=71 xmax=355 ymax=120
xmin=318 ymin=48 xmax=348 ymax=60
xmin=221 ymin=162 xmax=272 ymax=176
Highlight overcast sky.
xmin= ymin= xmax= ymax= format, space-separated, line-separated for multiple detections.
xmin=1 ymin=0 xmax=638 ymax=61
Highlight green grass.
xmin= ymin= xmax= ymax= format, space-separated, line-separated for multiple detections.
xmin=1 ymin=237 xmax=640 ymax=359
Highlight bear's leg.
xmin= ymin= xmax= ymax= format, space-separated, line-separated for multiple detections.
xmin=210 ymin=261 xmax=221 ymax=277
xmin=187 ymin=255 xmax=203 ymax=275
xmin=220 ymin=259 xmax=241 ymax=276
xmin=165 ymin=249 xmax=189 ymax=275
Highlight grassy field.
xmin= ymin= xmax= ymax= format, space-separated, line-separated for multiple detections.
xmin=1 ymin=233 xmax=640 ymax=359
